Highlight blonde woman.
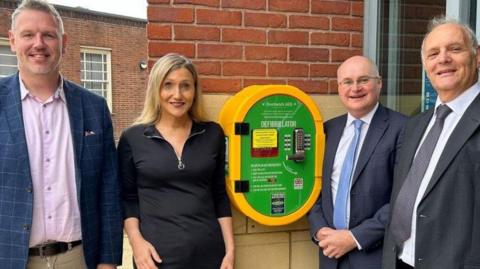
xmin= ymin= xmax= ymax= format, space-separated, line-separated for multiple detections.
xmin=118 ymin=53 xmax=234 ymax=269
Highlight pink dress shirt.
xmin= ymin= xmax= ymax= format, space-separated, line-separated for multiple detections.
xmin=20 ymin=77 xmax=82 ymax=247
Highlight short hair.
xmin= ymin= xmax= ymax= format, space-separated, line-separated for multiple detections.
xmin=11 ymin=0 xmax=64 ymax=34
xmin=421 ymin=16 xmax=478 ymax=59
xmin=134 ymin=53 xmax=206 ymax=125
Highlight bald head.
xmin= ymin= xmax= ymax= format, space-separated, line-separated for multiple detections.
xmin=336 ymin=55 xmax=382 ymax=118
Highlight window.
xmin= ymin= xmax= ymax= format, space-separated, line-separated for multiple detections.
xmin=0 ymin=38 xmax=18 ymax=78
xmin=80 ymin=47 xmax=112 ymax=109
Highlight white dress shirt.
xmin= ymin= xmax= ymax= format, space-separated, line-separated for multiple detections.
xmin=331 ymin=103 xmax=379 ymax=248
xmin=399 ymin=83 xmax=480 ymax=265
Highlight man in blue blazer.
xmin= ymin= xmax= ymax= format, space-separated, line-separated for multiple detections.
xmin=0 ymin=1 xmax=122 ymax=268
xmin=308 ymin=56 xmax=406 ymax=269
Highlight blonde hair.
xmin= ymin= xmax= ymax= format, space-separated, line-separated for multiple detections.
xmin=134 ymin=53 xmax=206 ymax=125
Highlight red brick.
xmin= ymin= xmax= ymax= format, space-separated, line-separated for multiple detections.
xmin=148 ymin=7 xmax=194 ymax=23
xmin=269 ymin=0 xmax=309 ymax=12
xmin=268 ymin=63 xmax=309 ymax=77
xmin=244 ymin=78 xmax=287 ymax=86
xmin=174 ymin=25 xmax=220 ymax=41
xmin=197 ymin=9 xmax=242 ymax=26
xmin=311 ymin=32 xmax=349 ymax=46
xmin=329 ymin=79 xmax=339 ymax=94
xmin=331 ymin=48 xmax=362 ymax=62
xmin=312 ymin=1 xmax=350 ymax=15
xmin=222 ymin=0 xmax=266 ymax=10
xmin=268 ymin=30 xmax=308 ymax=45
xmin=174 ymin=0 xmax=219 ymax=7
xmin=288 ymin=79 xmax=329 ymax=94
xmin=147 ymin=0 xmax=169 ymax=3
xmin=147 ymin=24 xmax=171 ymax=40
xmin=223 ymin=62 xmax=266 ymax=76
xmin=351 ymin=2 xmax=364 ymax=17
xmin=201 ymin=78 xmax=242 ymax=93
xmin=245 ymin=12 xmax=286 ymax=28
xmin=332 ymin=17 xmax=363 ymax=32
xmin=289 ymin=15 xmax=329 ymax=30
xmin=148 ymin=41 xmax=195 ymax=57
xmin=290 ymin=47 xmax=329 ymax=62
xmin=311 ymin=64 xmax=339 ymax=78
xmin=197 ymin=44 xmax=243 ymax=59
xmin=193 ymin=61 xmax=221 ymax=75
xmin=351 ymin=33 xmax=363 ymax=48
xmin=245 ymin=46 xmax=287 ymax=60
xmin=223 ymin=28 xmax=266 ymax=44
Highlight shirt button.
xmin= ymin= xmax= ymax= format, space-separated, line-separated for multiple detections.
xmin=46 ymin=186 xmax=51 ymax=191
xmin=45 ymin=131 xmax=50 ymax=135
xmin=26 ymin=187 xmax=32 ymax=193
xmin=419 ymin=214 xmax=427 ymax=218
xmin=48 ymin=216 xmax=52 ymax=219
xmin=42 ymin=104 xmax=47 ymax=108
xmin=23 ymin=224 xmax=30 ymax=230
xmin=46 ymin=158 xmax=50 ymax=162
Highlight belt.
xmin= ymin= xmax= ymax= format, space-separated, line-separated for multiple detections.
xmin=29 ymin=240 xmax=82 ymax=257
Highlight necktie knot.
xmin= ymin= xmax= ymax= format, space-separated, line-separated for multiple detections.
xmin=353 ymin=119 xmax=364 ymax=131
xmin=436 ymin=104 xmax=452 ymax=121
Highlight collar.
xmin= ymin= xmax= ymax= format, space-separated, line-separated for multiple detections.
xmin=19 ymin=74 xmax=66 ymax=102
xmin=434 ymin=82 xmax=480 ymax=117
xmin=143 ymin=120 xmax=207 ymax=138
xmin=346 ymin=102 xmax=379 ymax=127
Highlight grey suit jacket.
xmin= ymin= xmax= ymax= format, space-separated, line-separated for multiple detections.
xmin=383 ymin=92 xmax=480 ymax=269
xmin=309 ymin=104 xmax=407 ymax=269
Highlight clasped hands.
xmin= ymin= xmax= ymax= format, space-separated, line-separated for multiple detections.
xmin=315 ymin=227 xmax=357 ymax=259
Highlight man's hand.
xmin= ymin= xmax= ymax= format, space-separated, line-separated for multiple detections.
xmin=316 ymin=227 xmax=357 ymax=259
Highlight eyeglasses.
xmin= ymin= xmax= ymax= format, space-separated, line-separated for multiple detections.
xmin=338 ymin=76 xmax=381 ymax=88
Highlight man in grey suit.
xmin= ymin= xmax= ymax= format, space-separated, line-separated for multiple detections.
xmin=308 ymin=56 xmax=406 ymax=269
xmin=383 ymin=18 xmax=480 ymax=269
xmin=0 ymin=0 xmax=122 ymax=268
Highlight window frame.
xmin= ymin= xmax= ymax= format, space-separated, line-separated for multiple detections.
xmin=80 ymin=46 xmax=113 ymax=110
xmin=0 ymin=38 xmax=18 ymax=78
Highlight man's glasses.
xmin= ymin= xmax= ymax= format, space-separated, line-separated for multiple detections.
xmin=338 ymin=76 xmax=381 ymax=88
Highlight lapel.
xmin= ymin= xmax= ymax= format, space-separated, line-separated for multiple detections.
xmin=422 ymin=93 xmax=480 ymax=199
xmin=322 ymin=115 xmax=347 ymax=223
xmin=63 ymin=81 xmax=84 ymax=190
xmin=351 ymin=105 xmax=389 ymax=185
xmin=2 ymin=74 xmax=31 ymax=177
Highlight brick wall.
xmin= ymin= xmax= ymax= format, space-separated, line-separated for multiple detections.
xmin=0 ymin=1 xmax=148 ymax=139
xmin=144 ymin=1 xmax=363 ymax=269
xmin=147 ymin=0 xmax=363 ymax=94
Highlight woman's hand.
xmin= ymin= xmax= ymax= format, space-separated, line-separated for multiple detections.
xmin=131 ymin=236 xmax=162 ymax=269
xmin=220 ymin=250 xmax=234 ymax=269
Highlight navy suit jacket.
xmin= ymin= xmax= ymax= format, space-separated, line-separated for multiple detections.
xmin=0 ymin=74 xmax=123 ymax=269
xmin=308 ymin=105 xmax=406 ymax=269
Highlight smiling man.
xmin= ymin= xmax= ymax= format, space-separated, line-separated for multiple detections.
xmin=308 ymin=56 xmax=406 ymax=269
xmin=0 ymin=1 xmax=123 ymax=268
xmin=383 ymin=18 xmax=480 ymax=269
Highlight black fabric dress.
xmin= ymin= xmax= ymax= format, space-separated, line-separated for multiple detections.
xmin=118 ymin=121 xmax=231 ymax=269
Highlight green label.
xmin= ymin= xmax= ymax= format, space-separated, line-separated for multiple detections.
xmin=241 ymin=95 xmax=316 ymax=217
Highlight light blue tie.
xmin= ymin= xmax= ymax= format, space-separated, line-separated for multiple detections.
xmin=333 ymin=119 xmax=364 ymax=229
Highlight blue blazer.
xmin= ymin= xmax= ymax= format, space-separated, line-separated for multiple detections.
xmin=308 ymin=105 xmax=406 ymax=269
xmin=0 ymin=74 xmax=123 ymax=269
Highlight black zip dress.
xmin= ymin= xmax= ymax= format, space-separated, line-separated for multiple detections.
xmin=118 ymin=121 xmax=231 ymax=269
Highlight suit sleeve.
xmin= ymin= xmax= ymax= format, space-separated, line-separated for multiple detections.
xmin=98 ymin=101 xmax=124 ymax=264
xmin=308 ymin=193 xmax=329 ymax=243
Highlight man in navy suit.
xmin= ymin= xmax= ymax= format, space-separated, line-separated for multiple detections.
xmin=308 ymin=56 xmax=406 ymax=269
xmin=0 ymin=0 xmax=122 ymax=268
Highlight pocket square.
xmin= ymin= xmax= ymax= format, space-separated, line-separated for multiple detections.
xmin=84 ymin=130 xmax=96 ymax=136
